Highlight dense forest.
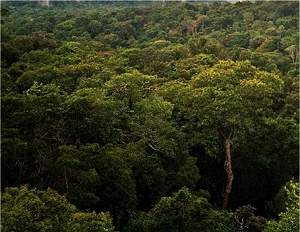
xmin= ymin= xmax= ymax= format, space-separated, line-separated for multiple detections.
xmin=1 ymin=1 xmax=299 ymax=231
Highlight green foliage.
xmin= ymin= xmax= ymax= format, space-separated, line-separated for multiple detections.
xmin=67 ymin=212 xmax=114 ymax=232
xmin=161 ymin=60 xmax=284 ymax=154
xmin=104 ymin=70 xmax=157 ymax=107
xmin=1 ymin=186 xmax=114 ymax=232
xmin=176 ymin=156 xmax=200 ymax=189
xmin=271 ymin=179 xmax=299 ymax=216
xmin=188 ymin=36 xmax=225 ymax=57
xmin=1 ymin=1 xmax=298 ymax=231
xmin=169 ymin=53 xmax=217 ymax=79
xmin=126 ymin=187 xmax=236 ymax=232
xmin=264 ymin=180 xmax=300 ymax=232
xmin=263 ymin=206 xmax=299 ymax=232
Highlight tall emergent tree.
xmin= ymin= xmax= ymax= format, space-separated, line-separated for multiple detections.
xmin=191 ymin=60 xmax=283 ymax=208
xmin=161 ymin=60 xmax=284 ymax=208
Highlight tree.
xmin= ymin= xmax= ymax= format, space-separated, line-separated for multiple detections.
xmin=1 ymin=186 xmax=115 ymax=232
xmin=1 ymin=1 xmax=299 ymax=230
xmin=87 ymin=20 xmax=102 ymax=38
xmin=128 ymin=96 xmax=200 ymax=208
xmin=66 ymin=211 xmax=115 ymax=232
xmin=224 ymin=32 xmax=250 ymax=48
xmin=54 ymin=144 xmax=101 ymax=209
xmin=93 ymin=145 xmax=137 ymax=227
xmin=233 ymin=205 xmax=266 ymax=232
xmin=284 ymin=45 xmax=299 ymax=64
xmin=268 ymin=179 xmax=299 ymax=217
xmin=103 ymin=70 xmax=157 ymax=109
xmin=125 ymin=187 xmax=236 ymax=232
xmin=182 ymin=15 xmax=208 ymax=35
xmin=190 ymin=60 xmax=283 ymax=208
xmin=264 ymin=180 xmax=299 ymax=232
xmin=187 ymin=36 xmax=225 ymax=58
xmin=11 ymin=83 xmax=66 ymax=186
xmin=161 ymin=60 xmax=283 ymax=208
xmin=169 ymin=53 xmax=217 ymax=79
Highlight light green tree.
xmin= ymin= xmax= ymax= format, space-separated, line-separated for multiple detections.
xmin=1 ymin=186 xmax=115 ymax=232
xmin=264 ymin=180 xmax=299 ymax=232
xmin=161 ymin=60 xmax=283 ymax=208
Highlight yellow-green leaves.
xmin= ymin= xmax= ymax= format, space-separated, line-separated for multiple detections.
xmin=104 ymin=70 xmax=157 ymax=105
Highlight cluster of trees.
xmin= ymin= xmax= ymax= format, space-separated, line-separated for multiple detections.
xmin=2 ymin=186 xmax=115 ymax=232
xmin=1 ymin=1 xmax=299 ymax=231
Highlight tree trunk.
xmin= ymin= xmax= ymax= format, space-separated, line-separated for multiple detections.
xmin=64 ymin=168 xmax=69 ymax=194
xmin=222 ymin=137 xmax=234 ymax=209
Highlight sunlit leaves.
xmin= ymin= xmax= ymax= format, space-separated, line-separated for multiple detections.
xmin=1 ymin=186 xmax=115 ymax=232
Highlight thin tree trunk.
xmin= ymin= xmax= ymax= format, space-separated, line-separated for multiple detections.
xmin=222 ymin=137 xmax=234 ymax=209
xmin=64 ymin=168 xmax=69 ymax=194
